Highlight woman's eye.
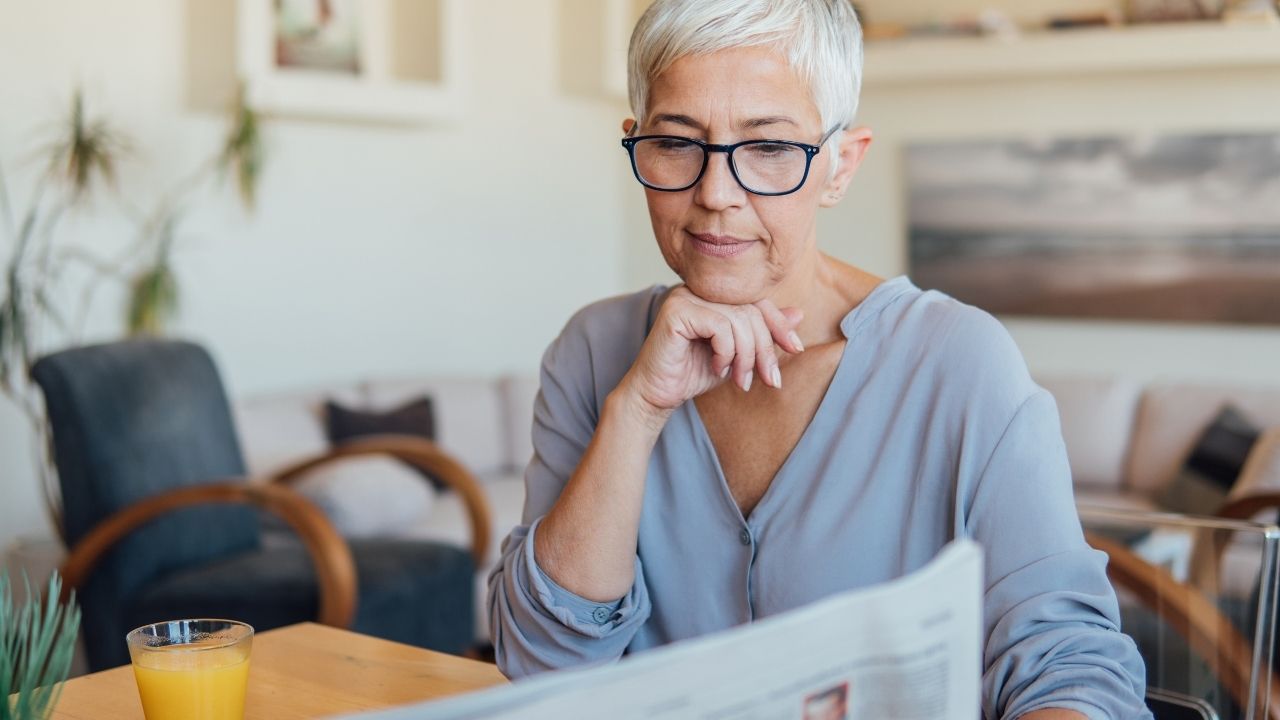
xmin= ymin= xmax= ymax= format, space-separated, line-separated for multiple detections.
xmin=748 ymin=142 xmax=791 ymax=156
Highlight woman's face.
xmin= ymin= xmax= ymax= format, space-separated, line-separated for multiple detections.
xmin=636 ymin=46 xmax=850 ymax=305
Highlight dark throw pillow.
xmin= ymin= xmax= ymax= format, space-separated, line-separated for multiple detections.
xmin=1157 ymin=405 xmax=1261 ymax=516
xmin=324 ymin=397 xmax=446 ymax=490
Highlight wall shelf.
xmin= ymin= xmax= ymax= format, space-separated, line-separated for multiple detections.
xmin=863 ymin=21 xmax=1280 ymax=86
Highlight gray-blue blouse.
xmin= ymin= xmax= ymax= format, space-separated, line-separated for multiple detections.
xmin=488 ymin=276 xmax=1150 ymax=719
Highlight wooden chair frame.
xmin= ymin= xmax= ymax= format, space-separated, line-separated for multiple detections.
xmin=1087 ymin=531 xmax=1280 ymax=720
xmin=57 ymin=435 xmax=493 ymax=632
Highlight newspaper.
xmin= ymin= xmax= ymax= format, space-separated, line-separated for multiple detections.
xmin=339 ymin=539 xmax=982 ymax=720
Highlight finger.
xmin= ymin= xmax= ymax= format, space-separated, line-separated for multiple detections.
xmin=754 ymin=299 xmax=805 ymax=355
xmin=726 ymin=308 xmax=756 ymax=391
xmin=668 ymin=302 xmax=736 ymax=378
xmin=746 ymin=308 xmax=782 ymax=389
xmin=780 ymin=307 xmax=804 ymax=328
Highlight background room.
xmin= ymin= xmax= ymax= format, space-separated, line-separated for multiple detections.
xmin=2 ymin=0 xmax=1280 ymax=699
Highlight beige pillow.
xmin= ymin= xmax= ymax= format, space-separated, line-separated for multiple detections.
xmin=1230 ymin=427 xmax=1280 ymax=499
xmin=292 ymin=456 xmax=435 ymax=538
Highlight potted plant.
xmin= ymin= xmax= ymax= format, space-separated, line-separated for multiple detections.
xmin=1 ymin=85 xmax=264 ymax=532
xmin=0 ymin=572 xmax=81 ymax=720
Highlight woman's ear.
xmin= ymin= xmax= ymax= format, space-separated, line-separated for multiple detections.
xmin=820 ymin=126 xmax=873 ymax=208
xmin=622 ymin=118 xmax=637 ymax=134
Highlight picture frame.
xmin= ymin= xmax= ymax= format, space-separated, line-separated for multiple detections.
xmin=236 ymin=0 xmax=466 ymax=124
xmin=905 ymin=132 xmax=1280 ymax=325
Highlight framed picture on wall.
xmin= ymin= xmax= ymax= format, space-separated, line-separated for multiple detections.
xmin=905 ymin=132 xmax=1280 ymax=325
xmin=237 ymin=0 xmax=466 ymax=123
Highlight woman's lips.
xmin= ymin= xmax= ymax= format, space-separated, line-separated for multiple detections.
xmin=690 ymin=233 xmax=754 ymax=258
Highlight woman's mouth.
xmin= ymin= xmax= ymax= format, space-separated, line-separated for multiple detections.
xmin=690 ymin=233 xmax=754 ymax=258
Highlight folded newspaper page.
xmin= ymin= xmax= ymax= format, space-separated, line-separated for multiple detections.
xmin=340 ymin=539 xmax=982 ymax=720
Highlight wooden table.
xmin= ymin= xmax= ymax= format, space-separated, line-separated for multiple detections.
xmin=50 ymin=623 xmax=508 ymax=719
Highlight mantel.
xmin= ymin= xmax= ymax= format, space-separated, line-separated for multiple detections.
xmin=863 ymin=21 xmax=1280 ymax=87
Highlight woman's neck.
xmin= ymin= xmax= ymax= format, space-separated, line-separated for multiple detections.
xmin=766 ymin=251 xmax=883 ymax=348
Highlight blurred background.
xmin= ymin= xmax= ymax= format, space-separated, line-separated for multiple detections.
xmin=2 ymin=0 xmax=1280 ymax=675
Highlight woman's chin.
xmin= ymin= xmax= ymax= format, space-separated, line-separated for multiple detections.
xmin=680 ymin=274 xmax=766 ymax=306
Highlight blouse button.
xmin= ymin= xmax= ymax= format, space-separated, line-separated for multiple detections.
xmin=739 ymin=528 xmax=752 ymax=546
xmin=591 ymin=606 xmax=611 ymax=624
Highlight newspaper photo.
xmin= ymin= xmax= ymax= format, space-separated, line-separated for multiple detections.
xmin=340 ymin=539 xmax=983 ymax=720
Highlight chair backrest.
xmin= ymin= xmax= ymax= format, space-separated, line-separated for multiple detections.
xmin=1080 ymin=505 xmax=1280 ymax=720
xmin=31 ymin=339 xmax=258 ymax=667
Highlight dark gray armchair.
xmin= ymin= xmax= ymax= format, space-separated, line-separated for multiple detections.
xmin=32 ymin=339 xmax=490 ymax=671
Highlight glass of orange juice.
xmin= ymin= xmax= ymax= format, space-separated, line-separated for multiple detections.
xmin=126 ymin=619 xmax=254 ymax=720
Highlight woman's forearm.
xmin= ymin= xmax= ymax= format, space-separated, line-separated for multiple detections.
xmin=533 ymin=385 xmax=670 ymax=602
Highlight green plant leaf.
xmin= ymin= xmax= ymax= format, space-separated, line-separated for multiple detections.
xmin=43 ymin=89 xmax=129 ymax=202
xmin=220 ymin=84 xmax=264 ymax=211
xmin=126 ymin=259 xmax=179 ymax=336
xmin=1 ymin=571 xmax=81 ymax=720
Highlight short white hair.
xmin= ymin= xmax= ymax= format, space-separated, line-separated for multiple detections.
xmin=627 ymin=0 xmax=864 ymax=148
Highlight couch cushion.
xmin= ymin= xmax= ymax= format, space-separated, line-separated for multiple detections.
xmin=1234 ymin=427 xmax=1280 ymax=498
xmin=325 ymin=396 xmax=447 ymax=489
xmin=498 ymin=375 xmax=540 ymax=473
xmin=400 ymin=472 xmax=526 ymax=567
xmin=1127 ymin=384 xmax=1280 ymax=495
xmin=364 ymin=378 xmax=507 ymax=477
xmin=291 ymin=456 xmax=436 ymax=538
xmin=234 ymin=385 xmax=364 ymax=475
xmin=1037 ymin=376 xmax=1142 ymax=491
xmin=1157 ymin=406 xmax=1261 ymax=515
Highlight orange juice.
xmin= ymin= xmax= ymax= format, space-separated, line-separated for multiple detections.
xmin=131 ymin=642 xmax=250 ymax=720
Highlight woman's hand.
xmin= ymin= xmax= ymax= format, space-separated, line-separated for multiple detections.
xmin=619 ymin=286 xmax=805 ymax=418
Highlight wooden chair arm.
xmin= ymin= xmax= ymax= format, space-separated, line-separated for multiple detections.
xmin=269 ymin=435 xmax=493 ymax=565
xmin=1218 ymin=493 xmax=1280 ymax=523
xmin=58 ymin=483 xmax=357 ymax=629
xmin=1086 ymin=531 xmax=1280 ymax=720
xmin=1185 ymin=493 xmax=1280 ymax=591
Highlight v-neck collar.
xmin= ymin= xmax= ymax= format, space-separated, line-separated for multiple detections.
xmin=648 ymin=276 xmax=916 ymax=526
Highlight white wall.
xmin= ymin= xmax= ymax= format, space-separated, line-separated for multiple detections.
xmin=4 ymin=0 xmax=1280 ymax=558
xmin=621 ymin=43 xmax=1280 ymax=388
xmin=0 ymin=0 xmax=633 ymax=552
xmin=838 ymin=64 xmax=1280 ymax=387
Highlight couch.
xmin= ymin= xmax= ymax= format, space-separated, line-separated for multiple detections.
xmin=232 ymin=373 xmax=1280 ymax=643
xmin=1040 ymin=376 xmax=1280 ymax=511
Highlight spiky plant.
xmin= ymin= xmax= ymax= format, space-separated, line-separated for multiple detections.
xmin=126 ymin=215 xmax=179 ymax=336
xmin=220 ymin=84 xmax=264 ymax=212
xmin=122 ymin=82 xmax=262 ymax=337
xmin=42 ymin=90 xmax=127 ymax=201
xmin=0 ymin=572 xmax=81 ymax=720
xmin=1 ymin=90 xmax=122 ymax=533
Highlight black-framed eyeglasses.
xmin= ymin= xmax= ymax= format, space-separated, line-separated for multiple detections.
xmin=621 ymin=125 xmax=841 ymax=197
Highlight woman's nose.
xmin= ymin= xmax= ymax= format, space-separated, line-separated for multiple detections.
xmin=693 ymin=151 xmax=746 ymax=210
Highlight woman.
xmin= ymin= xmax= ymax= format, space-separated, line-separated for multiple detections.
xmin=489 ymin=1 xmax=1149 ymax=717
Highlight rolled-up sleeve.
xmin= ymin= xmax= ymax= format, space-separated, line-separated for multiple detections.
xmin=487 ymin=309 xmax=653 ymax=679
xmin=966 ymin=390 xmax=1151 ymax=719
xmin=489 ymin=518 xmax=651 ymax=677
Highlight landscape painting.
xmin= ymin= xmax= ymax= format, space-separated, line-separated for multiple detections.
xmin=906 ymin=133 xmax=1280 ymax=324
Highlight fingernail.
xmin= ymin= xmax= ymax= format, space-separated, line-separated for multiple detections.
xmin=771 ymin=366 xmax=781 ymax=389
xmin=789 ymin=332 xmax=804 ymax=352
xmin=720 ymin=365 xmax=730 ymax=379
xmin=743 ymin=371 xmax=753 ymax=392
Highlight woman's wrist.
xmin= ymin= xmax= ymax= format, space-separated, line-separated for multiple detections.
xmin=606 ymin=381 xmax=675 ymax=438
